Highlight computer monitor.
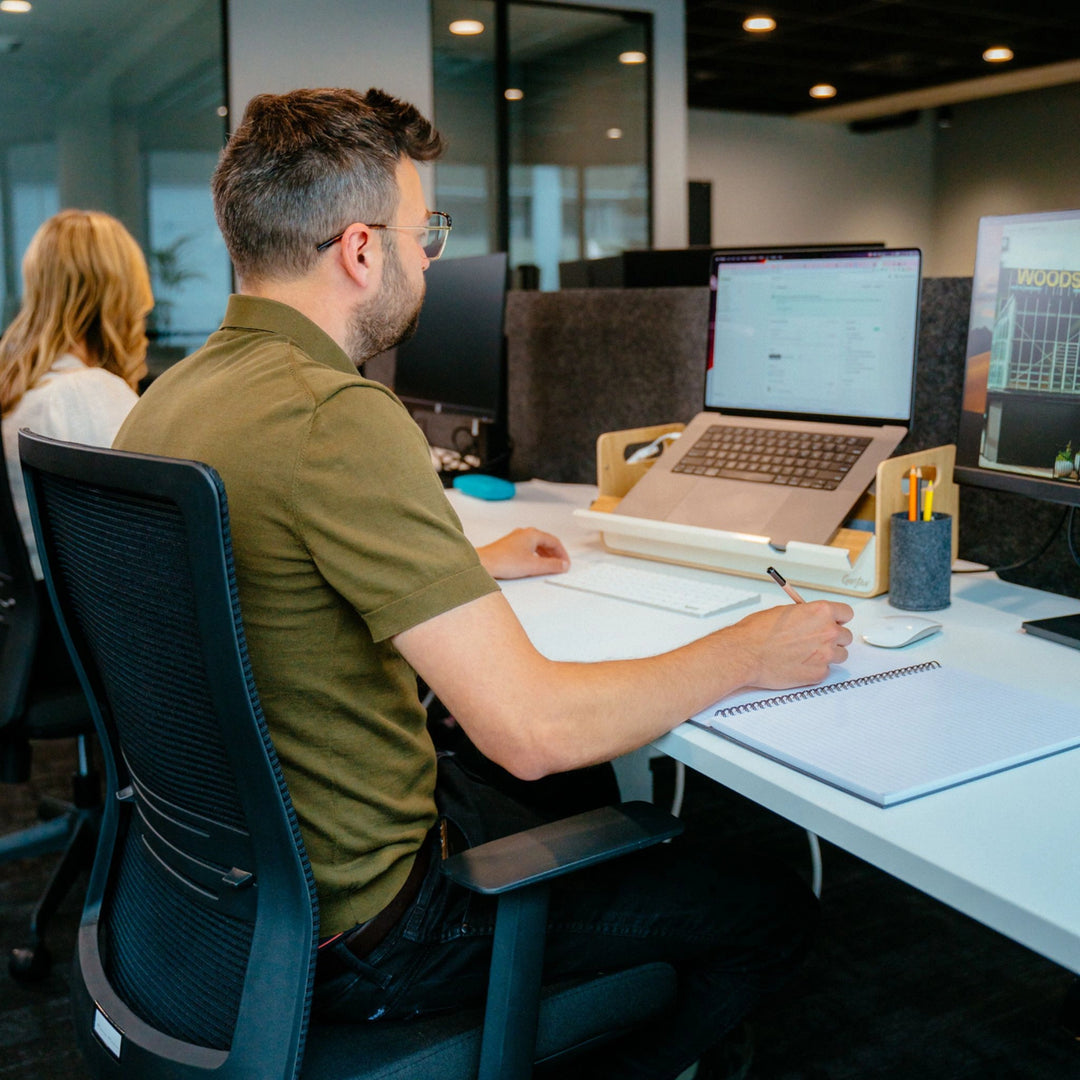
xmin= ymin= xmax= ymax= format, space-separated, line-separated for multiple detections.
xmin=955 ymin=209 xmax=1080 ymax=508
xmin=394 ymin=251 xmax=509 ymax=426
xmin=955 ymin=208 xmax=1080 ymax=647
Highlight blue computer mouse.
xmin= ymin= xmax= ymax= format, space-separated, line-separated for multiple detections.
xmin=452 ymin=473 xmax=516 ymax=501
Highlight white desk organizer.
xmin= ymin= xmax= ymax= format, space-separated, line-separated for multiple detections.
xmin=578 ymin=425 xmax=958 ymax=599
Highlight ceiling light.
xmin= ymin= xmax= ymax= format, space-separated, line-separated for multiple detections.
xmin=809 ymin=83 xmax=837 ymax=99
xmin=982 ymin=46 xmax=1014 ymax=63
xmin=619 ymin=50 xmax=647 ymax=65
xmin=606 ymin=127 xmax=623 ymax=140
xmin=449 ymin=19 xmax=484 ymax=36
xmin=216 ymin=106 xmax=229 ymax=118
xmin=742 ymin=16 xmax=776 ymax=32
xmin=504 ymin=88 xmax=524 ymax=101
xmin=0 ymin=1 xmax=32 ymax=12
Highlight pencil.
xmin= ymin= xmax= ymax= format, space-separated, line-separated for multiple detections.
xmin=766 ymin=566 xmax=806 ymax=604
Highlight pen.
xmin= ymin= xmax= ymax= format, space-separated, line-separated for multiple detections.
xmin=766 ymin=566 xmax=806 ymax=604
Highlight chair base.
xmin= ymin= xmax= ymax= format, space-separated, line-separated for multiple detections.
xmin=6 ymin=804 xmax=100 ymax=983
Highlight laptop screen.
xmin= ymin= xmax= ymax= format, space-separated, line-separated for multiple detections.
xmin=704 ymin=248 xmax=922 ymax=424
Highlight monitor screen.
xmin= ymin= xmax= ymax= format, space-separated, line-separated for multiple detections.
xmin=956 ymin=209 xmax=1080 ymax=508
xmin=393 ymin=251 xmax=508 ymax=423
xmin=705 ymin=248 xmax=921 ymax=424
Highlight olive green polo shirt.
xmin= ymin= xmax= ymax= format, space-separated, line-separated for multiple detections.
xmin=115 ymin=295 xmax=499 ymax=935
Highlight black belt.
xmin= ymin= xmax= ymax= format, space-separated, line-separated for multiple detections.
xmin=315 ymin=833 xmax=435 ymax=982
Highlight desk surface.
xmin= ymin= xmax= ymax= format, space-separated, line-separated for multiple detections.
xmin=448 ymin=480 xmax=1080 ymax=976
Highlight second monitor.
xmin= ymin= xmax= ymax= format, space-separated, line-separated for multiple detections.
xmin=393 ymin=251 xmax=510 ymax=475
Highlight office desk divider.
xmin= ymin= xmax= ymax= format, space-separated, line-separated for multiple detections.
xmin=578 ymin=427 xmax=959 ymax=599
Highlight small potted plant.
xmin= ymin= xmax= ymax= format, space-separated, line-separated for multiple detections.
xmin=1054 ymin=441 xmax=1074 ymax=478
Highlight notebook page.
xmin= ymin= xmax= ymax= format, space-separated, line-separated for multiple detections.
xmin=690 ymin=663 xmax=1080 ymax=806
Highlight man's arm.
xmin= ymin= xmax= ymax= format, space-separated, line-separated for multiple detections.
xmin=394 ymin=591 xmax=853 ymax=780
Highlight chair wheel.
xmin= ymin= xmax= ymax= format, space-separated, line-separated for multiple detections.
xmin=9 ymin=942 xmax=53 ymax=983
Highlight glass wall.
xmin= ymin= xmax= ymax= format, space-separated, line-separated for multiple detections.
xmin=0 ymin=0 xmax=229 ymax=372
xmin=432 ymin=0 xmax=651 ymax=289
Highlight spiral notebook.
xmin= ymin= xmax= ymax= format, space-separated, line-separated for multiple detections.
xmin=689 ymin=660 xmax=1080 ymax=807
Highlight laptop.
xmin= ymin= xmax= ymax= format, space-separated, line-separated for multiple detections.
xmin=614 ymin=247 xmax=922 ymax=550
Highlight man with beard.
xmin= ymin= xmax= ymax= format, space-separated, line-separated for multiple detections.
xmin=114 ymin=87 xmax=852 ymax=1078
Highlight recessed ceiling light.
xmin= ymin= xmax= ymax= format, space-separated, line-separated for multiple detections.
xmin=809 ymin=83 xmax=837 ymax=99
xmin=0 ymin=1 xmax=33 ymax=13
xmin=216 ymin=106 xmax=229 ymax=118
xmin=504 ymin=88 xmax=524 ymax=101
xmin=619 ymin=50 xmax=647 ymax=65
xmin=449 ymin=19 xmax=484 ymax=36
xmin=982 ymin=46 xmax=1014 ymax=63
xmin=743 ymin=15 xmax=776 ymax=32
xmin=606 ymin=127 xmax=623 ymax=140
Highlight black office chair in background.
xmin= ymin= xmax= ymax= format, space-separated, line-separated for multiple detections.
xmin=20 ymin=430 xmax=681 ymax=1080
xmin=0 ymin=434 xmax=99 ymax=982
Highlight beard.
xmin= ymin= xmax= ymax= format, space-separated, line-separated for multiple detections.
xmin=345 ymin=234 xmax=424 ymax=367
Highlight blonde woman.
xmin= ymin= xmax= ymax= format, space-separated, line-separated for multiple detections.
xmin=1 ymin=209 xmax=153 ymax=577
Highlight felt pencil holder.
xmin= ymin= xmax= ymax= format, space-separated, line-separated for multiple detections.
xmin=889 ymin=512 xmax=952 ymax=611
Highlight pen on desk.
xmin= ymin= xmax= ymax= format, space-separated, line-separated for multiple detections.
xmin=766 ymin=566 xmax=806 ymax=604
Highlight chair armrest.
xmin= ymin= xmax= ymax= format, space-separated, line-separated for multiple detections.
xmin=441 ymin=800 xmax=682 ymax=896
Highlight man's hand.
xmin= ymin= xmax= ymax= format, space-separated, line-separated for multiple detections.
xmin=714 ymin=599 xmax=854 ymax=691
xmin=476 ymin=527 xmax=570 ymax=579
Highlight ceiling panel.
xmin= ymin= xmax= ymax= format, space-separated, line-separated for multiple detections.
xmin=685 ymin=0 xmax=1080 ymax=115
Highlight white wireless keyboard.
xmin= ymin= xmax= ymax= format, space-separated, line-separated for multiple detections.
xmin=546 ymin=561 xmax=759 ymax=617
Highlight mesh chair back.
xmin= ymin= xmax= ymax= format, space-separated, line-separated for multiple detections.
xmin=19 ymin=431 xmax=319 ymax=1079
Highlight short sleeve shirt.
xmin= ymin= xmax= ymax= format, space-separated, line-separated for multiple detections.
xmin=114 ymin=296 xmax=499 ymax=934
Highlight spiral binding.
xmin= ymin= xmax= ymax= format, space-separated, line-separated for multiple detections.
xmin=712 ymin=660 xmax=941 ymax=718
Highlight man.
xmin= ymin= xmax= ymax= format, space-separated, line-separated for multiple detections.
xmin=115 ymin=86 xmax=853 ymax=1078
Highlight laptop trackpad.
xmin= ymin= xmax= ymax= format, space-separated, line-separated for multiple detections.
xmin=666 ymin=484 xmax=783 ymax=539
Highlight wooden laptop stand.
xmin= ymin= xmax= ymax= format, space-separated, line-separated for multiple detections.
xmin=579 ymin=424 xmax=959 ymax=598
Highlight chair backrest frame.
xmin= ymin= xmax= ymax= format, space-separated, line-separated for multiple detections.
xmin=19 ymin=430 xmax=319 ymax=1079
xmin=0 ymin=432 xmax=42 ymax=728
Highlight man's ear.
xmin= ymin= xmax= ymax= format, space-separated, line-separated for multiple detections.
xmin=340 ymin=224 xmax=373 ymax=288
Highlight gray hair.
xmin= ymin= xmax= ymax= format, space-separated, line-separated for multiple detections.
xmin=211 ymin=87 xmax=444 ymax=284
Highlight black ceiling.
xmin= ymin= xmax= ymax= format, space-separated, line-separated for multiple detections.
xmin=685 ymin=0 xmax=1080 ymax=115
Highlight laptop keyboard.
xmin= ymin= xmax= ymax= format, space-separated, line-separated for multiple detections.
xmin=671 ymin=425 xmax=871 ymax=490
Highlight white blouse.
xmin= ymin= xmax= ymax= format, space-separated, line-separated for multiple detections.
xmin=3 ymin=353 xmax=138 ymax=578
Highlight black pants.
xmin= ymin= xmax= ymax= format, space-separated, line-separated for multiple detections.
xmin=313 ymin=752 xmax=818 ymax=1079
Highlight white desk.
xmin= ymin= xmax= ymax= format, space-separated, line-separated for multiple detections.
xmin=448 ymin=479 xmax=1080 ymax=976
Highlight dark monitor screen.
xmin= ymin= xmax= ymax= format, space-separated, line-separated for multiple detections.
xmin=393 ymin=251 xmax=508 ymax=423
xmin=956 ymin=209 xmax=1080 ymax=509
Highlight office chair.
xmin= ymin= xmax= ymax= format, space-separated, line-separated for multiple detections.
xmin=0 ymin=434 xmax=99 ymax=982
xmin=20 ymin=430 xmax=682 ymax=1080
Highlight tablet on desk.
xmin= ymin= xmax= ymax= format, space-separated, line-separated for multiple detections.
xmin=1022 ymin=613 xmax=1080 ymax=652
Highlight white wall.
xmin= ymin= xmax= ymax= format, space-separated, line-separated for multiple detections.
xmin=227 ymin=0 xmax=433 ymax=119
xmin=687 ymin=83 xmax=1080 ymax=279
xmin=227 ymin=0 xmax=686 ymax=248
xmin=688 ymin=108 xmax=936 ymax=259
xmin=932 ymin=83 xmax=1080 ymax=276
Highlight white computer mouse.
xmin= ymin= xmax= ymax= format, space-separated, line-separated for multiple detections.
xmin=860 ymin=615 xmax=942 ymax=649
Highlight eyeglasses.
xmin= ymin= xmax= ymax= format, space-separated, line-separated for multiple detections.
xmin=315 ymin=211 xmax=453 ymax=260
